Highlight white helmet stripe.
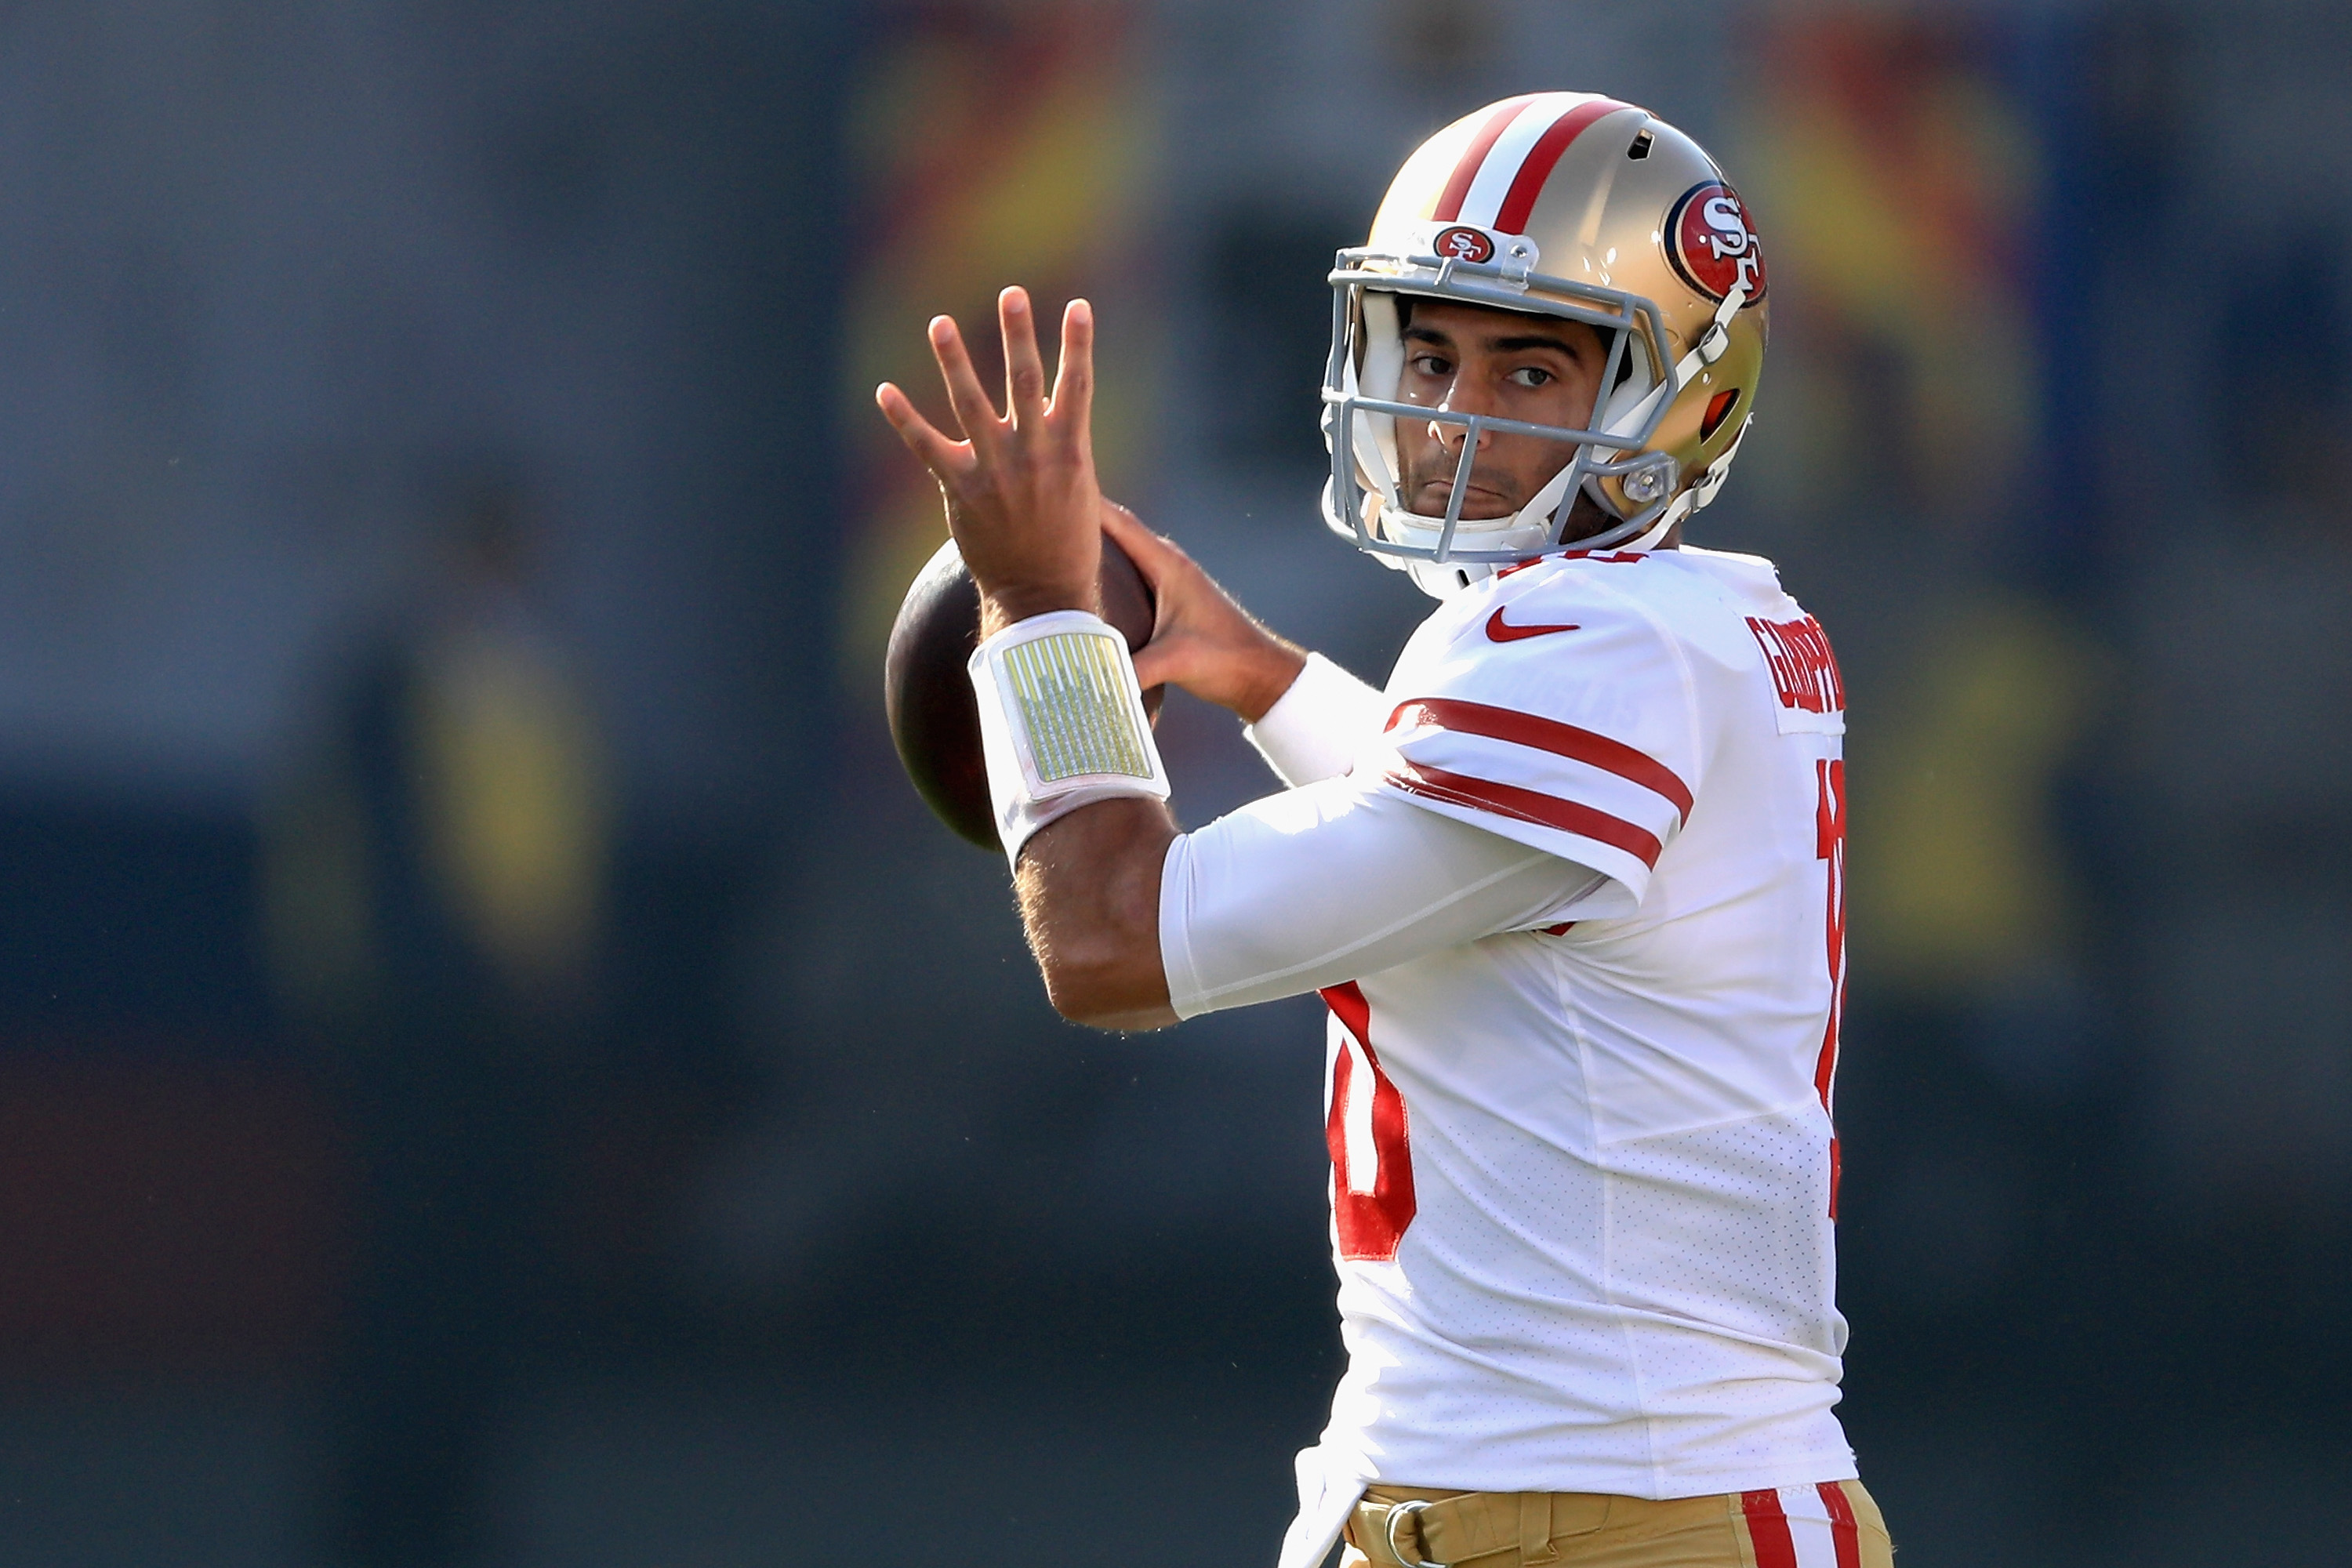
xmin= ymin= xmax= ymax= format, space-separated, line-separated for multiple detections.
xmin=1456 ymin=96 xmax=1580 ymax=228
xmin=1430 ymin=96 xmax=1537 ymax=223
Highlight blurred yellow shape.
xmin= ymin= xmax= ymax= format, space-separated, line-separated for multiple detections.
xmin=414 ymin=632 xmax=608 ymax=989
xmin=1850 ymin=597 xmax=2105 ymax=989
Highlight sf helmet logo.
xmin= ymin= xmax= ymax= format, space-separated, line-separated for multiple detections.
xmin=1665 ymin=181 xmax=1766 ymax=304
xmin=1432 ymin=225 xmax=1497 ymax=264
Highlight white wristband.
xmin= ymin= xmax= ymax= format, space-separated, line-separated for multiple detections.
xmin=967 ymin=608 xmax=1171 ymax=867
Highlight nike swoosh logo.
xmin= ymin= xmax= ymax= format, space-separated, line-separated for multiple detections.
xmin=1485 ymin=607 xmax=1582 ymax=642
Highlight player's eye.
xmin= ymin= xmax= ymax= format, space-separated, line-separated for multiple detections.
xmin=1508 ymin=365 xmax=1555 ymax=388
xmin=1409 ymin=353 xmax=1453 ymax=378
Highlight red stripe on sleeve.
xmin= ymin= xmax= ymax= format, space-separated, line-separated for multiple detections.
xmin=1491 ymin=98 xmax=1629 ymax=234
xmin=1432 ymin=97 xmax=1534 ymax=222
xmin=1817 ymin=1482 xmax=1863 ymax=1568
xmin=1383 ymin=760 xmax=1664 ymax=868
xmin=1740 ymin=1490 xmax=1799 ymax=1568
xmin=1386 ymin=697 xmax=1693 ymax=818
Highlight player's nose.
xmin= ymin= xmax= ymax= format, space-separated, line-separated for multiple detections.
xmin=1428 ymin=417 xmax=1494 ymax=456
xmin=1428 ymin=392 xmax=1496 ymax=452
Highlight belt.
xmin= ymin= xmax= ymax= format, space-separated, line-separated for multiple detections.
xmin=1351 ymin=1488 xmax=1613 ymax=1568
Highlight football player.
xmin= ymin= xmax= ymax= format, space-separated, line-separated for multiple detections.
xmin=877 ymin=93 xmax=1887 ymax=1568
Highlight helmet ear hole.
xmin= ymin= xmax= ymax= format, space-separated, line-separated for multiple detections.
xmin=1700 ymin=388 xmax=1740 ymax=441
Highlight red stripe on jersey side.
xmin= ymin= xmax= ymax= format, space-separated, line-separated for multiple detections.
xmin=1384 ymin=760 xmax=1664 ymax=869
xmin=1432 ymin=97 xmax=1535 ymax=221
xmin=1818 ymin=1483 xmax=1863 ymax=1568
xmin=1740 ymin=1490 xmax=1799 ymax=1568
xmin=1814 ymin=756 xmax=1847 ymax=1222
xmin=1491 ymin=98 xmax=1630 ymax=234
xmin=1318 ymin=982 xmax=1416 ymax=1262
xmin=1386 ymin=697 xmax=1694 ymax=818
xmin=1813 ymin=757 xmax=1848 ymax=1109
xmin=1322 ymin=980 xmax=1372 ymax=1052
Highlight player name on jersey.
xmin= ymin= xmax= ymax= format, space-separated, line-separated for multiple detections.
xmin=1745 ymin=614 xmax=1845 ymax=735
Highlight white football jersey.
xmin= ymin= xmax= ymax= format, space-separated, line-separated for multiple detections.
xmin=1277 ymin=545 xmax=1854 ymax=1566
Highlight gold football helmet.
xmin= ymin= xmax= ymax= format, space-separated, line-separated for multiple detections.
xmin=1322 ymin=93 xmax=1768 ymax=594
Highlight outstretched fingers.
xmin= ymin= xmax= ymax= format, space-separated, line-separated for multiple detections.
xmin=999 ymin=287 xmax=1050 ymax=430
xmin=874 ymin=382 xmax=973 ymax=482
xmin=1050 ymin=298 xmax=1094 ymax=441
xmin=927 ymin=314 xmax=1004 ymax=451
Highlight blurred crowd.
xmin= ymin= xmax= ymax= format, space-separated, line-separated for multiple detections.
xmin=0 ymin=2 xmax=2346 ymax=1565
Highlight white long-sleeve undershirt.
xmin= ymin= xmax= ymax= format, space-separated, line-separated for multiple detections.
xmin=1160 ymin=654 xmax=1612 ymax=1020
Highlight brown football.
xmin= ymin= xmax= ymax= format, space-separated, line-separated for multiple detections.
xmin=884 ymin=534 xmax=1161 ymax=850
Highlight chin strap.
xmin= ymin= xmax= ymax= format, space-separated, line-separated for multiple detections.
xmin=1641 ymin=411 xmax=1754 ymax=543
xmin=1672 ymin=282 xmax=1749 ymax=393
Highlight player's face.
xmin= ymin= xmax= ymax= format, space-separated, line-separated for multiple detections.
xmin=1392 ymin=300 xmax=1609 ymax=521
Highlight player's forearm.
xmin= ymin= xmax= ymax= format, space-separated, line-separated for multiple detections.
xmin=979 ymin=580 xmax=1099 ymax=637
xmin=1209 ymin=633 xmax=1309 ymax=724
xmin=1015 ymin=796 xmax=1180 ymax=1029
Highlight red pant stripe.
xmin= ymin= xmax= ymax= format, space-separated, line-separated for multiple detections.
xmin=1817 ymin=1482 xmax=1862 ymax=1568
xmin=1740 ymin=1489 xmax=1798 ymax=1568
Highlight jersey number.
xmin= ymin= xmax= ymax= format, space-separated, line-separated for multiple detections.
xmin=1815 ymin=758 xmax=1846 ymax=1219
xmin=1320 ymin=982 xmax=1416 ymax=1261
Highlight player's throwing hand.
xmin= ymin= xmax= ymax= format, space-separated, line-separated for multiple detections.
xmin=875 ymin=287 xmax=1102 ymax=633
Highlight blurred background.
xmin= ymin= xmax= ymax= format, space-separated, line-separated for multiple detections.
xmin=0 ymin=0 xmax=2344 ymax=1563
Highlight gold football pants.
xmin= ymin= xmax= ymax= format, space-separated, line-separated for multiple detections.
xmin=1343 ymin=1480 xmax=1893 ymax=1568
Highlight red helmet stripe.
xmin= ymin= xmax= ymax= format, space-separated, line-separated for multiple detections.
xmin=1432 ymin=96 xmax=1536 ymax=222
xmin=1491 ymin=97 xmax=1631 ymax=234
